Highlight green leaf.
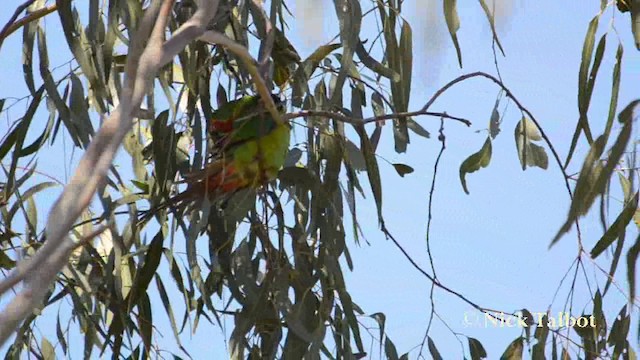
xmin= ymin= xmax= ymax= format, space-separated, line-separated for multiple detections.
xmin=354 ymin=123 xmax=384 ymax=226
xmin=469 ymin=337 xmax=487 ymax=359
xmin=0 ymin=250 xmax=16 ymax=270
xmin=532 ymin=316 xmax=549 ymax=360
xmin=344 ymin=139 xmax=367 ymax=171
xmin=489 ymin=96 xmax=501 ymax=139
xmin=478 ymin=0 xmax=505 ymax=55
xmin=355 ymin=42 xmax=400 ymax=81
xmin=578 ymin=16 xmax=599 ymax=133
xmin=7 ymin=182 xmax=58 ymax=223
xmin=500 ymin=337 xmax=524 ymax=360
xmin=407 ymin=118 xmax=430 ymax=138
xmin=392 ymin=163 xmax=414 ymax=177
xmin=154 ymin=275 xmax=182 ymax=347
xmin=41 ymin=338 xmax=55 ymax=360
xmin=18 ymin=110 xmax=54 ymax=157
xmin=604 ymin=45 xmax=624 ymax=141
xmin=591 ymin=192 xmax=639 ymax=258
xmin=607 ymin=306 xmax=630 ymax=355
xmin=551 ymin=135 xmax=607 ymax=246
xmin=330 ymin=0 xmax=362 ymax=114
xmin=292 ymin=43 xmax=342 ymax=107
xmin=127 ymin=231 xmax=164 ymax=310
xmin=515 ymin=117 xmax=549 ymax=170
xmin=56 ymin=314 xmax=67 ymax=354
xmin=618 ymin=100 xmax=640 ymax=124
xmin=370 ymin=312 xmax=386 ymax=353
xmin=137 ymin=292 xmax=153 ymax=354
xmin=428 ymin=337 xmax=443 ymax=360
xmin=460 ymin=137 xmax=492 ymax=194
xmin=553 ymin=114 xmax=632 ymax=247
xmin=444 ymin=0 xmax=463 ymax=67
xmin=627 ymin=233 xmax=640 ymax=302
xmin=384 ymin=336 xmax=399 ymax=360
xmin=21 ymin=1 xmax=39 ymax=96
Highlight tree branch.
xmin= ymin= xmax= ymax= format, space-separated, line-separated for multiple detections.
xmin=283 ymin=109 xmax=472 ymax=127
xmin=0 ymin=0 xmax=219 ymax=346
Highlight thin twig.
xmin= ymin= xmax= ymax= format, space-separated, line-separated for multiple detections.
xmin=283 ymin=109 xmax=472 ymax=127
xmin=0 ymin=0 xmax=37 ymax=51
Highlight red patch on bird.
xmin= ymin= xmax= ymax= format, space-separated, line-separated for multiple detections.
xmin=209 ymin=118 xmax=234 ymax=133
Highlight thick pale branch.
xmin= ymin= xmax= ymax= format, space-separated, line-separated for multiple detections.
xmin=199 ymin=30 xmax=282 ymax=126
xmin=0 ymin=0 xmax=219 ymax=346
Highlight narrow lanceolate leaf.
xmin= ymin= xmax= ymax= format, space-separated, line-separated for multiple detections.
xmin=56 ymin=0 xmax=104 ymax=109
xmin=591 ymin=192 xmax=638 ymax=258
xmin=551 ymin=135 xmax=606 ymax=246
xmin=469 ymin=337 xmax=488 ymax=359
xmin=566 ymin=15 xmax=600 ymax=167
xmin=407 ymin=118 xmax=430 ymax=138
xmin=127 ymin=231 xmax=164 ymax=310
xmin=154 ymin=275 xmax=182 ymax=347
xmin=384 ymin=336 xmax=399 ymax=360
xmin=331 ymin=0 xmax=362 ymax=109
xmin=292 ymin=43 xmax=342 ymax=107
xmin=554 ymin=112 xmax=632 ymax=247
xmin=460 ymin=137 xmax=492 ymax=194
xmin=532 ymin=316 xmax=549 ymax=360
xmin=604 ymin=44 xmax=623 ymax=140
xmin=354 ymin=124 xmax=384 ymax=226
xmin=500 ymin=337 xmax=524 ymax=360
xmin=627 ymin=233 xmax=640 ymax=303
xmin=21 ymin=0 xmax=41 ymax=96
xmin=478 ymin=0 xmax=505 ymax=55
xmin=444 ymin=0 xmax=463 ymax=67
xmin=489 ymin=95 xmax=501 ymax=139
xmin=428 ymin=337 xmax=443 ymax=360
xmin=355 ymin=42 xmax=400 ymax=81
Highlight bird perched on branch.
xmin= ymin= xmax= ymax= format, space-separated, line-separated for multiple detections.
xmin=144 ymin=93 xmax=290 ymax=219
xmin=188 ymin=93 xmax=289 ymax=197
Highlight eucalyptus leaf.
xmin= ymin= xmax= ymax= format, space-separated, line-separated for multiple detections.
xmin=460 ymin=137 xmax=492 ymax=194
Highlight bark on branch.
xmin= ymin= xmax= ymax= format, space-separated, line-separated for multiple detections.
xmin=0 ymin=0 xmax=221 ymax=346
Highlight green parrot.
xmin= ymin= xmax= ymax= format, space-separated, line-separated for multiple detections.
xmin=174 ymin=93 xmax=291 ymax=205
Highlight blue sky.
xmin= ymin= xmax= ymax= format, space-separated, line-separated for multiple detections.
xmin=1 ymin=0 xmax=640 ymax=358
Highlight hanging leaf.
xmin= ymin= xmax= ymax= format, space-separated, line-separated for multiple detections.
xmin=591 ymin=192 xmax=639 ymax=258
xmin=460 ymin=137 xmax=492 ymax=194
xmin=489 ymin=96 xmax=501 ymax=139
xmin=500 ymin=337 xmax=524 ymax=360
xmin=428 ymin=337 xmax=443 ymax=360
xmin=444 ymin=0 xmax=463 ymax=67
xmin=514 ymin=117 xmax=547 ymax=170
xmin=469 ymin=337 xmax=487 ymax=359
xmin=392 ymin=163 xmax=414 ymax=177
xmin=407 ymin=118 xmax=430 ymax=138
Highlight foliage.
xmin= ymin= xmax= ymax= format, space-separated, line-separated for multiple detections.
xmin=0 ymin=0 xmax=640 ymax=359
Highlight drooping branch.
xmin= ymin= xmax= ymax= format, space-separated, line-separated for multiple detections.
xmin=283 ymin=109 xmax=472 ymax=127
xmin=0 ymin=0 xmax=220 ymax=346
